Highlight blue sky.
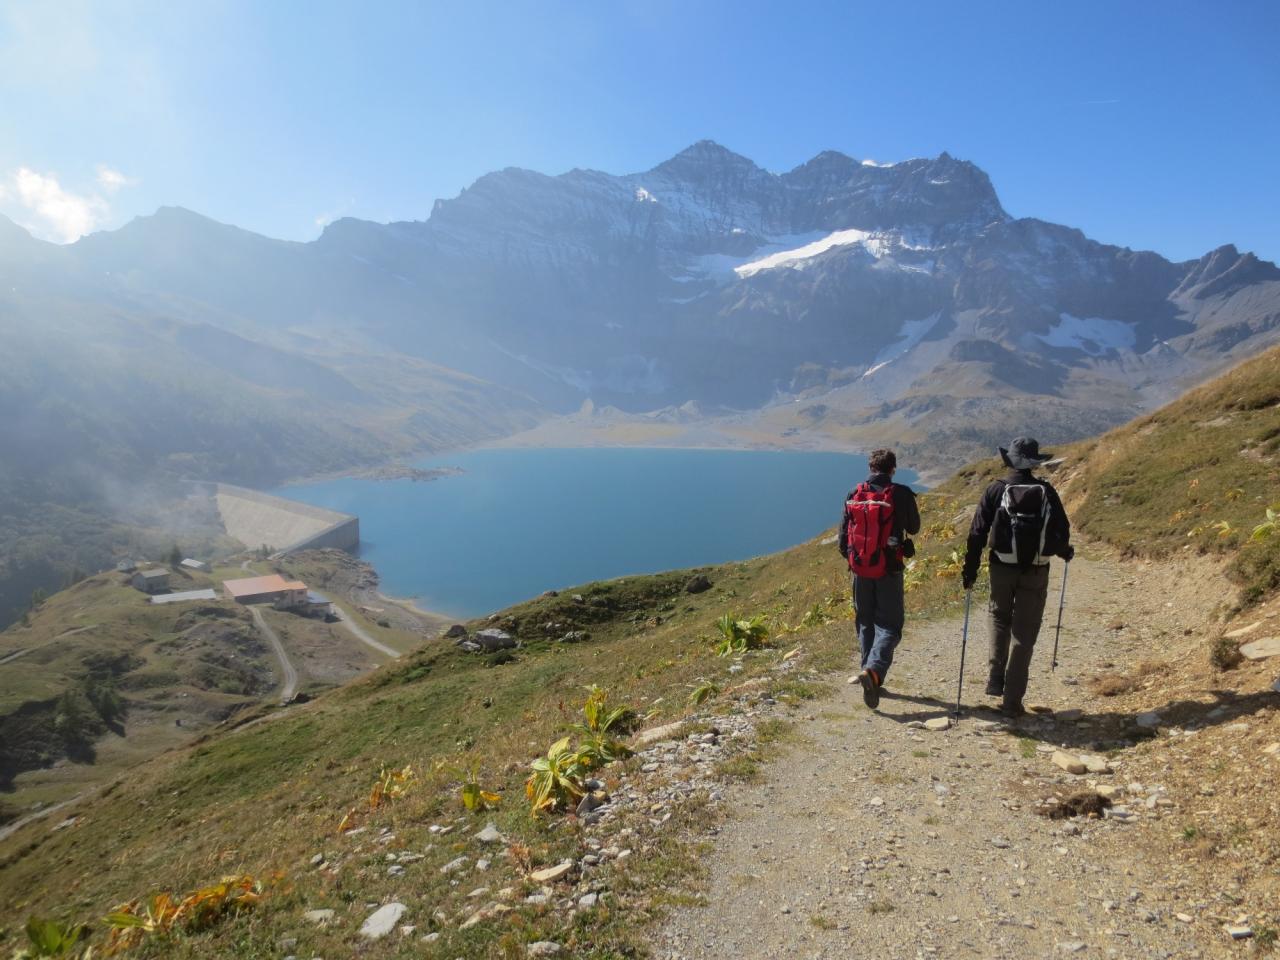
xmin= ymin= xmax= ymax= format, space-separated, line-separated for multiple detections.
xmin=1 ymin=0 xmax=1276 ymax=262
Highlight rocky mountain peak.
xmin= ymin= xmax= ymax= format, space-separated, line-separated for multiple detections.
xmin=1175 ymin=243 xmax=1280 ymax=300
xmin=649 ymin=140 xmax=764 ymax=180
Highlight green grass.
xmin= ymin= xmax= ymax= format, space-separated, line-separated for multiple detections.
xmin=1055 ymin=347 xmax=1280 ymax=603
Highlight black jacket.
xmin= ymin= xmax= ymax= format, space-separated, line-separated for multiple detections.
xmin=962 ymin=470 xmax=1070 ymax=582
xmin=838 ymin=473 xmax=921 ymax=571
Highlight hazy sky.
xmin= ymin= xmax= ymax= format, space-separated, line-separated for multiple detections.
xmin=1 ymin=0 xmax=1277 ymax=262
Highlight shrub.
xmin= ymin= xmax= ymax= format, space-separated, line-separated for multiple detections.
xmin=1209 ymin=635 xmax=1243 ymax=671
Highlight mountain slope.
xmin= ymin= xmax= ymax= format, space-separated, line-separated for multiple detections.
xmin=0 ymin=347 xmax=1276 ymax=957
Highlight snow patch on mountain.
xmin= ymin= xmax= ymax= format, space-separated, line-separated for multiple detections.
xmin=734 ymin=229 xmax=873 ymax=277
xmin=1036 ymin=314 xmax=1136 ymax=354
xmin=863 ymin=312 xmax=942 ymax=378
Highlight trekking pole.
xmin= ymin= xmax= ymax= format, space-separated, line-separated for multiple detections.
xmin=954 ymin=589 xmax=972 ymax=719
xmin=1051 ymin=561 xmax=1069 ymax=671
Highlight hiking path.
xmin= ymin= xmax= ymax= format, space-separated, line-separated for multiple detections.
xmin=657 ymin=552 xmax=1233 ymax=960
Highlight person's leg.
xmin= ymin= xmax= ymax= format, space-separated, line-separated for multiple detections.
xmin=1003 ymin=565 xmax=1050 ymax=711
xmin=987 ymin=562 xmax=1016 ymax=695
xmin=853 ymin=574 xmax=875 ymax=669
xmin=864 ymin=572 xmax=905 ymax=684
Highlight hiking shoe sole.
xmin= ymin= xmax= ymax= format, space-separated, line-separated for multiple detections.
xmin=985 ymin=681 xmax=1004 ymax=697
xmin=859 ymin=671 xmax=880 ymax=710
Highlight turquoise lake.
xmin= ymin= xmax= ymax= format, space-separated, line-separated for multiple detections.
xmin=281 ymin=447 xmax=915 ymax=619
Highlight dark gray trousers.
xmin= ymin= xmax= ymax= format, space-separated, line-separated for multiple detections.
xmin=988 ymin=561 xmax=1050 ymax=709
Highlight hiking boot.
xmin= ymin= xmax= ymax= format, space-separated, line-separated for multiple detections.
xmin=1000 ymin=702 xmax=1027 ymax=719
xmin=858 ymin=670 xmax=881 ymax=710
xmin=985 ymin=678 xmax=1004 ymax=697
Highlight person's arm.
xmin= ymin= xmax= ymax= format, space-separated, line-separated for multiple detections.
xmin=837 ymin=494 xmax=850 ymax=558
xmin=1044 ymin=482 xmax=1073 ymax=560
xmin=962 ymin=482 xmax=1000 ymax=587
xmin=897 ymin=486 xmax=921 ymax=536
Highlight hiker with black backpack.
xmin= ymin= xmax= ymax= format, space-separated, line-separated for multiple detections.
xmin=838 ymin=448 xmax=921 ymax=709
xmin=961 ymin=437 xmax=1073 ymax=718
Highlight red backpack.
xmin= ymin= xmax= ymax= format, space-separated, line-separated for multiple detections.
xmin=844 ymin=482 xmax=899 ymax=579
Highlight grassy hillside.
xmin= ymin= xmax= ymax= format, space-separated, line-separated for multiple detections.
xmin=0 ymin=346 xmax=1275 ymax=958
xmin=0 ymin=557 xmax=427 ymax=825
xmin=0 ymin=484 xmax=979 ymax=958
xmin=1053 ymin=346 xmax=1280 ymax=603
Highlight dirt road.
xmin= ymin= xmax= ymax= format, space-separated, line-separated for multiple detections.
xmin=249 ymin=606 xmax=299 ymax=703
xmin=333 ymin=605 xmax=401 ymax=659
xmin=658 ymin=553 xmax=1235 ymax=959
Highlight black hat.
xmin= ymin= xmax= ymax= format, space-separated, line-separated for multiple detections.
xmin=999 ymin=437 xmax=1052 ymax=470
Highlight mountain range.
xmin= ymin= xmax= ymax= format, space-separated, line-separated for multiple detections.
xmin=2 ymin=140 xmax=1279 ymax=620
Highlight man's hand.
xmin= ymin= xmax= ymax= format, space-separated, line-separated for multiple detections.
xmin=962 ymin=573 xmax=976 ymax=591
xmin=1060 ymin=545 xmax=1075 ymax=562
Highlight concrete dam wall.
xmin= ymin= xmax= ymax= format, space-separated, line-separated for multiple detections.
xmin=213 ymin=484 xmax=359 ymax=555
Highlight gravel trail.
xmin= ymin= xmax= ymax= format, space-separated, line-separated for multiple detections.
xmin=658 ymin=554 xmax=1223 ymax=959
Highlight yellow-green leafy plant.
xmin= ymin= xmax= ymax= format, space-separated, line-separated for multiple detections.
xmin=714 ymin=613 xmax=769 ymax=656
xmin=338 ymin=763 xmax=416 ymax=832
xmin=10 ymin=918 xmax=91 ymax=959
xmin=937 ymin=549 xmax=965 ymax=578
xmin=574 ymin=685 xmax=635 ymax=769
xmin=526 ymin=736 xmax=588 ymax=813
xmin=436 ymin=758 xmax=501 ymax=812
xmin=800 ymin=604 xmax=830 ymax=628
xmin=103 ymin=874 xmax=274 ymax=952
xmin=1252 ymin=506 xmax=1279 ymax=541
xmin=687 ymin=679 xmax=720 ymax=706
xmin=368 ymin=764 xmax=415 ymax=810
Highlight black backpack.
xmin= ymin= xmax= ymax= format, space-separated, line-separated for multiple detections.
xmin=991 ymin=482 xmax=1051 ymax=569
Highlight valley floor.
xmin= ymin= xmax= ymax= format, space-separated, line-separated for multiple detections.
xmin=657 ymin=552 xmax=1278 ymax=959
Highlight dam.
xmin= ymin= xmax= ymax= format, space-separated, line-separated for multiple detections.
xmin=212 ymin=483 xmax=359 ymax=555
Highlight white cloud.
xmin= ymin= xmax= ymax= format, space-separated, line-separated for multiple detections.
xmin=96 ymin=165 xmax=136 ymax=193
xmin=5 ymin=167 xmax=108 ymax=243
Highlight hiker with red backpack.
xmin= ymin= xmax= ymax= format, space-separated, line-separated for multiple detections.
xmin=838 ymin=448 xmax=921 ymax=709
xmin=961 ymin=437 xmax=1073 ymax=718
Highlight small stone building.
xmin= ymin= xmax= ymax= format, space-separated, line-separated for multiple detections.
xmin=131 ymin=568 xmax=170 ymax=594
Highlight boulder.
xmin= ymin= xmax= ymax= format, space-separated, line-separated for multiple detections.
xmin=473 ymin=628 xmax=516 ymax=652
xmin=1135 ymin=711 xmax=1161 ymax=728
xmin=527 ymin=943 xmax=562 ymax=957
xmin=475 ymin=822 xmax=503 ymax=844
xmin=359 ymin=903 xmax=406 ymax=939
xmin=530 ymin=860 xmax=574 ymax=883
xmin=923 ymin=717 xmax=952 ymax=731
xmin=1052 ymin=751 xmax=1087 ymax=774
xmin=444 ymin=624 xmax=468 ymax=639
xmin=1240 ymin=636 xmax=1280 ymax=660
xmin=685 ymin=574 xmax=712 ymax=594
xmin=558 ymin=630 xmax=590 ymax=643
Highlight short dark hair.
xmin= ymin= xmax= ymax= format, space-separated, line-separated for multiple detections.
xmin=868 ymin=448 xmax=897 ymax=474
